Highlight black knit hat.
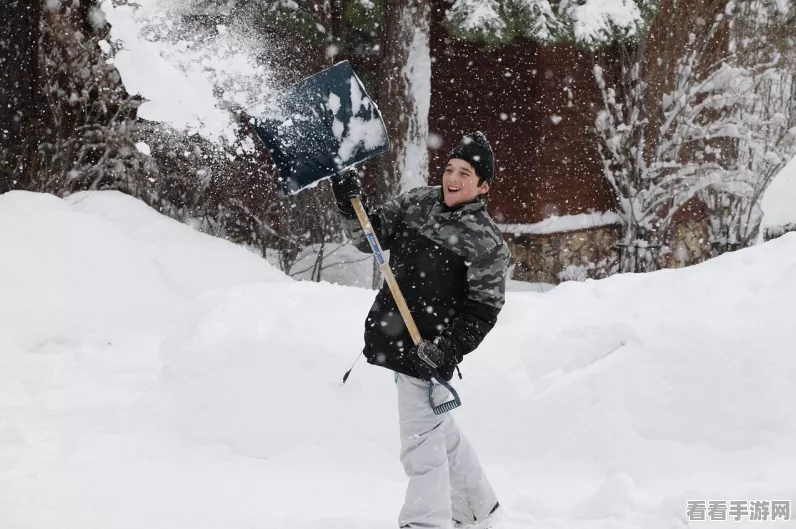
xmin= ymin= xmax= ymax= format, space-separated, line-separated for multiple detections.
xmin=447 ymin=131 xmax=494 ymax=183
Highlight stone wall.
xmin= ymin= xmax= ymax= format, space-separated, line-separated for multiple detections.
xmin=662 ymin=220 xmax=710 ymax=269
xmin=505 ymin=225 xmax=621 ymax=284
xmin=506 ymin=219 xmax=712 ymax=284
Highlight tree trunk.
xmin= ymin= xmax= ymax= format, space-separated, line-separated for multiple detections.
xmin=0 ymin=0 xmax=42 ymax=192
xmin=376 ymin=0 xmax=431 ymax=201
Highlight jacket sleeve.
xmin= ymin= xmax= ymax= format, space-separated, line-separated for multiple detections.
xmin=340 ymin=189 xmax=418 ymax=253
xmin=439 ymin=240 xmax=510 ymax=361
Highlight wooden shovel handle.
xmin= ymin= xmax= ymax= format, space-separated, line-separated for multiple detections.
xmin=350 ymin=197 xmax=423 ymax=346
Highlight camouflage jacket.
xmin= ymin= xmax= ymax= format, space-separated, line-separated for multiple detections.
xmin=342 ymin=186 xmax=510 ymax=381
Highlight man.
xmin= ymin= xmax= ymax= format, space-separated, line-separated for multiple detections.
xmin=332 ymin=131 xmax=509 ymax=528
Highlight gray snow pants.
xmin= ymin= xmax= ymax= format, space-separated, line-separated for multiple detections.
xmin=396 ymin=373 xmax=498 ymax=529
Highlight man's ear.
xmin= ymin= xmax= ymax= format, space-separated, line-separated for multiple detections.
xmin=478 ymin=181 xmax=490 ymax=195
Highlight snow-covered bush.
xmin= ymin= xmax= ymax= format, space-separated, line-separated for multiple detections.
xmin=592 ymin=0 xmax=796 ymax=272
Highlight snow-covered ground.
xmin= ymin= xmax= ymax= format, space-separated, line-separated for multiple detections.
xmin=1 ymin=190 xmax=795 ymax=529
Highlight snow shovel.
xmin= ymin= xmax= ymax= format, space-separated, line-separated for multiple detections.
xmin=250 ymin=60 xmax=391 ymax=196
xmin=249 ymin=61 xmax=461 ymax=415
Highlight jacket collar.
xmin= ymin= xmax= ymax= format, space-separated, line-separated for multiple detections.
xmin=435 ymin=186 xmax=485 ymax=219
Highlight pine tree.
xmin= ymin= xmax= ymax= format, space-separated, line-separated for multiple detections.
xmin=444 ymin=0 xmax=657 ymax=47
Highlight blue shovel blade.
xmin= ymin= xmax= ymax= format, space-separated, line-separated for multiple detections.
xmin=250 ymin=60 xmax=390 ymax=195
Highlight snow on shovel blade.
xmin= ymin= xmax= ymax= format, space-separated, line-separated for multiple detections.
xmin=250 ymin=60 xmax=390 ymax=196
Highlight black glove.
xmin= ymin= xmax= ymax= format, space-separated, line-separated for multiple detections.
xmin=410 ymin=337 xmax=456 ymax=381
xmin=331 ymin=168 xmax=363 ymax=219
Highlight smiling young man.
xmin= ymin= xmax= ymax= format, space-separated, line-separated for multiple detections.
xmin=332 ymin=131 xmax=510 ymax=529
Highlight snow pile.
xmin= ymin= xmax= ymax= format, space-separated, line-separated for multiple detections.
xmin=0 ymin=190 xmax=293 ymax=529
xmin=0 ymin=190 xmax=285 ymax=348
xmin=0 ymin=192 xmax=179 ymax=346
xmin=760 ymin=154 xmax=796 ymax=239
xmin=100 ymin=0 xmax=278 ymax=143
xmin=64 ymin=191 xmax=287 ymax=298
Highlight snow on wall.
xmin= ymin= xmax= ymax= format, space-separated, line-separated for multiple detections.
xmin=499 ymin=211 xmax=623 ymax=235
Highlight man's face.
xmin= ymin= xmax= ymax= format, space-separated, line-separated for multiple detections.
xmin=442 ymin=158 xmax=490 ymax=207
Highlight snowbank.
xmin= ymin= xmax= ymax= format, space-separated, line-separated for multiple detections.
xmin=0 ymin=190 xmax=285 ymax=348
xmin=156 ymin=228 xmax=796 ymax=523
xmin=65 ymin=191 xmax=288 ymax=298
xmin=0 ymin=191 xmax=179 ymax=345
xmin=760 ymin=154 xmax=796 ymax=239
